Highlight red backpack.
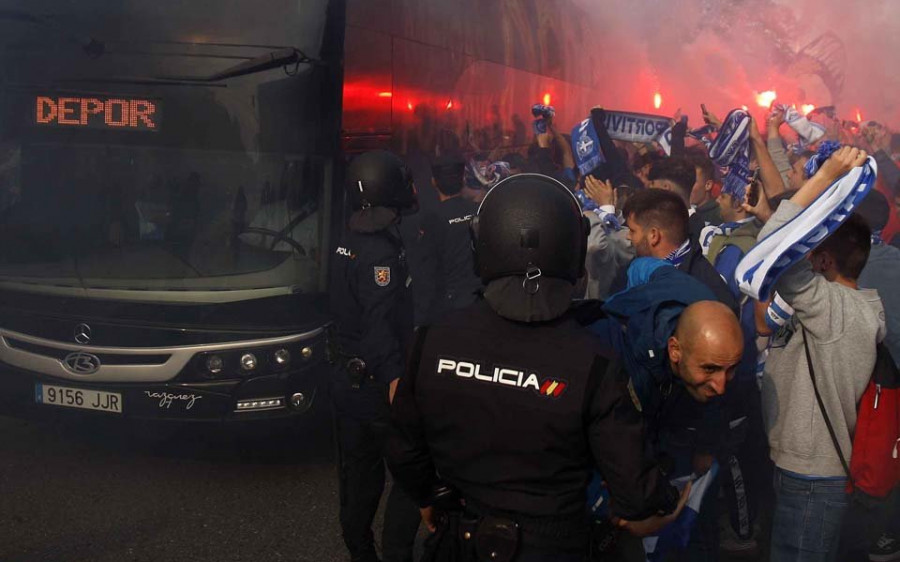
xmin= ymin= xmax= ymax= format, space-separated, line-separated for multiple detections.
xmin=847 ymin=343 xmax=900 ymax=497
xmin=803 ymin=331 xmax=900 ymax=497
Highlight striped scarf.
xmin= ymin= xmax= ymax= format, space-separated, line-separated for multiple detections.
xmin=700 ymin=218 xmax=755 ymax=256
xmin=735 ymin=144 xmax=878 ymax=301
xmin=665 ymin=239 xmax=692 ymax=267
xmin=708 ymin=109 xmax=753 ymax=203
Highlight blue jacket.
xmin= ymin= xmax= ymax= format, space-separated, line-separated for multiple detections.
xmin=590 ymin=259 xmax=716 ymax=419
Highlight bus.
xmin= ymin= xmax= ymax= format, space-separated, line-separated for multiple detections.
xmin=0 ymin=0 xmax=602 ymax=423
xmin=0 ymin=0 xmax=343 ymax=421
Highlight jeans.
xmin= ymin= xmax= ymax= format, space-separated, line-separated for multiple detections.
xmin=770 ymin=468 xmax=849 ymax=562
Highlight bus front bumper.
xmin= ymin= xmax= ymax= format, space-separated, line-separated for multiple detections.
xmin=0 ymin=363 xmax=328 ymax=422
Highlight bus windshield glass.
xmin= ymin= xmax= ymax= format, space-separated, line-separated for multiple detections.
xmin=0 ymin=0 xmax=336 ymax=300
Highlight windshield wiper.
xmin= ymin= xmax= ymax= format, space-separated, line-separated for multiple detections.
xmin=156 ymin=47 xmax=324 ymax=82
xmin=0 ymin=9 xmax=104 ymax=58
xmin=63 ymin=47 xmax=323 ymax=87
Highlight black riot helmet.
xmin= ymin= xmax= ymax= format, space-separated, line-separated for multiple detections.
xmin=345 ymin=150 xmax=418 ymax=213
xmin=472 ymin=173 xmax=588 ymax=285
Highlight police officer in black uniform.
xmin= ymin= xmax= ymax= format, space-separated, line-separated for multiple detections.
xmin=330 ymin=150 xmax=422 ymax=562
xmin=386 ymin=174 xmax=683 ymax=561
xmin=415 ymin=153 xmax=482 ymax=325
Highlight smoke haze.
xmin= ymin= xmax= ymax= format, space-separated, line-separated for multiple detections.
xmin=571 ymin=0 xmax=900 ymax=127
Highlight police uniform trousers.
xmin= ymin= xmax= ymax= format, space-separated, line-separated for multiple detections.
xmin=333 ymin=371 xmax=421 ymax=562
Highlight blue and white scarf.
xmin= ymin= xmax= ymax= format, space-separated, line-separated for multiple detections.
xmin=764 ymin=292 xmax=795 ymax=333
xmin=708 ymin=109 xmax=750 ymax=169
xmin=872 ymin=230 xmax=885 ymax=246
xmin=658 ymin=123 xmax=717 ymax=156
xmin=594 ymin=206 xmax=623 ymax=232
xmin=574 ymin=194 xmax=623 ymax=233
xmin=643 ymin=462 xmax=720 ymax=561
xmin=735 ymin=143 xmax=878 ymax=301
xmin=572 ymin=110 xmax=673 ymax=175
xmin=699 ymin=217 xmax=755 ymax=257
xmin=574 ymin=188 xmax=599 ymax=212
xmin=756 ymin=292 xmax=795 ymax=387
xmin=665 ymin=239 xmax=692 ymax=267
xmin=776 ymin=104 xmax=826 ymax=148
xmin=708 ymin=109 xmax=753 ymax=203
xmin=572 ymin=117 xmax=607 ymax=176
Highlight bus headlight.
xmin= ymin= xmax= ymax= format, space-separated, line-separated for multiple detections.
xmin=273 ymin=348 xmax=291 ymax=368
xmin=206 ymin=355 xmax=225 ymax=375
xmin=240 ymin=353 xmax=258 ymax=372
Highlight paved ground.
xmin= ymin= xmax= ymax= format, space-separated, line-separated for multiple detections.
xmin=0 ymin=401 xmax=366 ymax=562
xmin=0 ymin=400 xmax=771 ymax=562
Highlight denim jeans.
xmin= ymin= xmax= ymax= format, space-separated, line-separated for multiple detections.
xmin=770 ymin=468 xmax=849 ymax=562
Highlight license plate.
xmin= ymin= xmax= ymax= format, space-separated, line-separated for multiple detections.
xmin=35 ymin=383 xmax=123 ymax=414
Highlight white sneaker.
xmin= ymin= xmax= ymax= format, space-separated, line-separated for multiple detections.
xmin=870 ymin=533 xmax=900 ymax=561
xmin=719 ymin=520 xmax=759 ymax=558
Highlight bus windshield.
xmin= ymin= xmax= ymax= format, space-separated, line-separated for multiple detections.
xmin=0 ymin=0 xmax=336 ymax=301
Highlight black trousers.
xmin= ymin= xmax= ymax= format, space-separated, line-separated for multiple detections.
xmin=720 ymin=378 xmax=772 ymax=541
xmin=333 ymin=375 xmax=421 ymax=562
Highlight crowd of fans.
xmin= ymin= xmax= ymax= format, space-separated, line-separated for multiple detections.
xmin=404 ymin=100 xmax=900 ymax=561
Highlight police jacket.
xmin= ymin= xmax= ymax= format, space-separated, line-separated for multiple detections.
xmin=416 ymin=196 xmax=482 ymax=324
xmin=329 ymin=219 xmax=413 ymax=385
xmin=387 ymin=300 xmax=674 ymax=524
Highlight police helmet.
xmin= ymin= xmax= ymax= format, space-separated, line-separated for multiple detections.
xmin=346 ymin=150 xmax=418 ymax=213
xmin=472 ymin=173 xmax=588 ymax=284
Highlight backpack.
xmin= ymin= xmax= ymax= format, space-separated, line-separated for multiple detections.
xmin=802 ymin=331 xmax=900 ymax=555
xmin=802 ymin=329 xmax=900 ymax=497
xmin=846 ymin=343 xmax=900 ymax=497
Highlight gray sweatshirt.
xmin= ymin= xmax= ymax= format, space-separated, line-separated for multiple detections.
xmin=583 ymin=209 xmax=634 ymax=300
xmin=759 ymin=201 xmax=886 ymax=477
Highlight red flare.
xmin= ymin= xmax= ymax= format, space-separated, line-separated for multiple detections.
xmin=756 ymin=90 xmax=777 ymax=108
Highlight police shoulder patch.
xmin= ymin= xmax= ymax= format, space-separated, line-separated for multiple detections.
xmin=374 ymin=266 xmax=391 ymax=287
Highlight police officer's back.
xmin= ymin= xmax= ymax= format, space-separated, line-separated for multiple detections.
xmin=416 ymin=153 xmax=482 ymax=324
xmin=330 ymin=153 xmax=416 ymax=381
xmin=387 ymin=174 xmax=678 ymax=561
xmin=330 ymin=150 xmax=421 ymax=562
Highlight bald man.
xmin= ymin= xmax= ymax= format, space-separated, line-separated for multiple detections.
xmin=668 ymin=301 xmax=745 ymax=403
xmin=588 ymin=260 xmax=742 ymax=559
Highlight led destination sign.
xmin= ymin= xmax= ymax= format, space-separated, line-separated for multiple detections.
xmin=35 ymin=95 xmax=161 ymax=132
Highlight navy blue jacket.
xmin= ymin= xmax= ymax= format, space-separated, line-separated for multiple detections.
xmin=589 ymin=263 xmax=725 ymax=453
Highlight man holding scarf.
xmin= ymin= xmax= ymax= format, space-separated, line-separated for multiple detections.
xmin=740 ymin=145 xmax=885 ymax=562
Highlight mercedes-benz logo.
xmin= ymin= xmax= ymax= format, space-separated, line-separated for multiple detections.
xmin=74 ymin=323 xmax=92 ymax=345
xmin=63 ymin=351 xmax=101 ymax=375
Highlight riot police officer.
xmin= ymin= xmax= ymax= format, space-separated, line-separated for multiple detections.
xmin=330 ymin=150 xmax=422 ymax=562
xmin=386 ymin=174 xmax=683 ymax=561
xmin=415 ymin=153 xmax=483 ymax=325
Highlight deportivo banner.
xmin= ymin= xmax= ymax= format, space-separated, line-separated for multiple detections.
xmin=602 ymin=110 xmax=672 ymax=144
xmin=572 ymin=110 xmax=674 ymax=175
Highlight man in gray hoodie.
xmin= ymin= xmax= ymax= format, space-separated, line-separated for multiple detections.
xmin=754 ymin=146 xmax=886 ymax=562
